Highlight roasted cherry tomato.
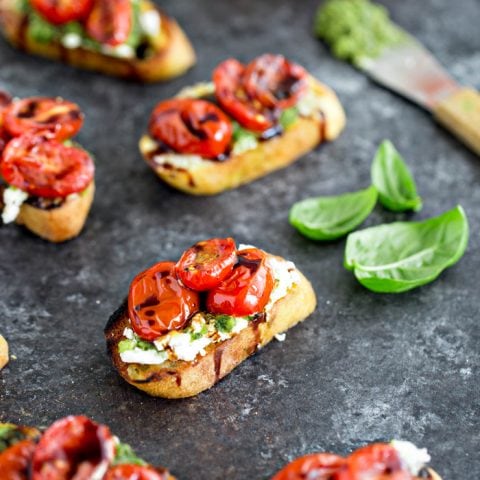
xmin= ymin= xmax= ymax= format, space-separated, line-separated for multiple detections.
xmin=129 ymin=261 xmax=200 ymax=341
xmin=176 ymin=238 xmax=237 ymax=291
xmin=213 ymin=58 xmax=274 ymax=132
xmin=1 ymin=134 xmax=94 ymax=198
xmin=0 ymin=439 xmax=36 ymax=480
xmin=85 ymin=0 xmax=132 ymax=46
xmin=335 ymin=444 xmax=409 ymax=480
xmin=30 ymin=0 xmax=94 ymax=25
xmin=105 ymin=464 xmax=170 ymax=480
xmin=149 ymin=99 xmax=233 ymax=159
xmin=0 ymin=127 xmax=10 ymax=155
xmin=243 ymin=54 xmax=308 ymax=110
xmin=3 ymin=97 xmax=83 ymax=141
xmin=213 ymin=55 xmax=307 ymax=132
xmin=32 ymin=416 xmax=115 ymax=480
xmin=206 ymin=247 xmax=275 ymax=316
xmin=272 ymin=453 xmax=346 ymax=480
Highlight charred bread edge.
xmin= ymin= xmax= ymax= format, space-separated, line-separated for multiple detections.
xmin=105 ymin=263 xmax=317 ymax=399
xmin=15 ymin=181 xmax=95 ymax=243
xmin=0 ymin=1 xmax=195 ymax=82
xmin=140 ymin=77 xmax=346 ymax=195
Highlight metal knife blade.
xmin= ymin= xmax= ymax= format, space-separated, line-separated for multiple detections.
xmin=358 ymin=33 xmax=460 ymax=111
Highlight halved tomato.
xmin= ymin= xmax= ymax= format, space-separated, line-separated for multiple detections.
xmin=176 ymin=238 xmax=237 ymax=291
xmin=129 ymin=261 xmax=200 ymax=341
xmin=206 ymin=247 xmax=275 ymax=316
xmin=243 ymin=54 xmax=308 ymax=110
xmin=32 ymin=416 xmax=116 ymax=480
xmin=272 ymin=453 xmax=346 ymax=480
xmin=1 ymin=134 xmax=94 ymax=198
xmin=85 ymin=0 xmax=132 ymax=46
xmin=335 ymin=444 xmax=407 ymax=480
xmin=213 ymin=55 xmax=308 ymax=132
xmin=105 ymin=464 xmax=169 ymax=480
xmin=3 ymin=97 xmax=83 ymax=141
xmin=30 ymin=0 xmax=94 ymax=25
xmin=0 ymin=439 xmax=36 ymax=480
xmin=149 ymin=99 xmax=233 ymax=159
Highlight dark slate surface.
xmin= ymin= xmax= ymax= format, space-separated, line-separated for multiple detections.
xmin=0 ymin=0 xmax=479 ymax=478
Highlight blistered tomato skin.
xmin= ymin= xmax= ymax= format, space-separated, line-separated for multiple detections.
xmin=30 ymin=0 xmax=94 ymax=25
xmin=1 ymin=134 xmax=95 ymax=198
xmin=335 ymin=444 xmax=408 ymax=480
xmin=85 ymin=0 xmax=133 ymax=46
xmin=3 ymin=97 xmax=83 ymax=141
xmin=176 ymin=238 xmax=237 ymax=291
xmin=213 ymin=55 xmax=308 ymax=133
xmin=206 ymin=248 xmax=275 ymax=316
xmin=32 ymin=415 xmax=116 ymax=480
xmin=149 ymin=99 xmax=233 ymax=159
xmin=0 ymin=439 xmax=36 ymax=480
xmin=105 ymin=464 xmax=169 ymax=480
xmin=272 ymin=453 xmax=346 ymax=480
xmin=129 ymin=261 xmax=200 ymax=341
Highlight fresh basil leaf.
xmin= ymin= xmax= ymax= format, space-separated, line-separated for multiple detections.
xmin=27 ymin=11 xmax=59 ymax=43
xmin=280 ymin=107 xmax=299 ymax=130
xmin=289 ymin=186 xmax=378 ymax=240
xmin=114 ymin=442 xmax=147 ymax=466
xmin=232 ymin=122 xmax=258 ymax=155
xmin=371 ymin=140 xmax=422 ymax=212
xmin=344 ymin=205 xmax=469 ymax=293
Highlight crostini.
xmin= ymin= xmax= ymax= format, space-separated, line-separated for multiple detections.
xmin=0 ymin=0 xmax=195 ymax=82
xmin=272 ymin=441 xmax=442 ymax=480
xmin=0 ymin=334 xmax=8 ymax=369
xmin=0 ymin=92 xmax=95 ymax=242
xmin=105 ymin=237 xmax=317 ymax=398
xmin=139 ymin=54 xmax=346 ymax=195
xmin=0 ymin=415 xmax=176 ymax=479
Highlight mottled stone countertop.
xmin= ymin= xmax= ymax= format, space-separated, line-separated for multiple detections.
xmin=0 ymin=0 xmax=479 ymax=478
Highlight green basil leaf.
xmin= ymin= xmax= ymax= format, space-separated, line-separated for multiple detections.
xmin=371 ymin=140 xmax=422 ymax=212
xmin=114 ymin=442 xmax=147 ymax=466
xmin=215 ymin=315 xmax=235 ymax=333
xmin=232 ymin=122 xmax=258 ymax=155
xmin=289 ymin=186 xmax=378 ymax=240
xmin=344 ymin=205 xmax=469 ymax=293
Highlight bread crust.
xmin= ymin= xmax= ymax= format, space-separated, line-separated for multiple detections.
xmin=0 ymin=334 xmax=8 ymax=370
xmin=140 ymin=78 xmax=345 ymax=195
xmin=15 ymin=181 xmax=94 ymax=243
xmin=0 ymin=0 xmax=195 ymax=82
xmin=105 ymin=260 xmax=317 ymax=399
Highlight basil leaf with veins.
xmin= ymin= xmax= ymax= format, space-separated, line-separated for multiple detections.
xmin=344 ymin=205 xmax=468 ymax=293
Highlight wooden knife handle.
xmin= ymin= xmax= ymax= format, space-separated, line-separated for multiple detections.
xmin=433 ymin=87 xmax=480 ymax=156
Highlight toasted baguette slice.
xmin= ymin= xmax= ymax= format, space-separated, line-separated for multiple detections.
xmin=15 ymin=181 xmax=94 ymax=243
xmin=0 ymin=0 xmax=195 ymax=82
xmin=0 ymin=334 xmax=8 ymax=370
xmin=105 ymin=260 xmax=317 ymax=399
xmin=140 ymin=77 xmax=345 ymax=195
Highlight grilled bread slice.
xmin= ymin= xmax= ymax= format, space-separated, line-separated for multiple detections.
xmin=0 ymin=334 xmax=8 ymax=370
xmin=105 ymin=258 xmax=316 ymax=399
xmin=13 ymin=181 xmax=94 ymax=243
xmin=140 ymin=77 xmax=345 ymax=195
xmin=0 ymin=0 xmax=195 ymax=82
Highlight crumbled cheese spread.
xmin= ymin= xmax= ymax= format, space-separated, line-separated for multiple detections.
xmin=61 ymin=33 xmax=82 ymax=49
xmin=2 ymin=187 xmax=28 ymax=224
xmin=297 ymin=88 xmax=326 ymax=118
xmin=101 ymin=44 xmax=136 ymax=59
xmin=391 ymin=440 xmax=431 ymax=475
xmin=176 ymin=82 xmax=216 ymax=99
xmin=139 ymin=10 xmax=162 ymax=38
xmin=152 ymin=153 xmax=206 ymax=170
xmin=119 ymin=249 xmax=298 ymax=365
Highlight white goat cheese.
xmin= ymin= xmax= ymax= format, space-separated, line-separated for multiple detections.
xmin=140 ymin=10 xmax=162 ymax=37
xmin=120 ymin=348 xmax=167 ymax=365
xmin=391 ymin=440 xmax=431 ymax=475
xmin=160 ymin=332 xmax=212 ymax=362
xmin=2 ymin=187 xmax=28 ymax=224
xmin=61 ymin=33 xmax=82 ymax=49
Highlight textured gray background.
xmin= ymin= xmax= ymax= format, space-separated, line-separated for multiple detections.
xmin=0 ymin=0 xmax=479 ymax=478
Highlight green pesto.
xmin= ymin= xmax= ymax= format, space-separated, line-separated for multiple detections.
xmin=279 ymin=107 xmax=299 ymax=130
xmin=190 ymin=325 xmax=208 ymax=341
xmin=0 ymin=425 xmax=26 ymax=453
xmin=113 ymin=442 xmax=148 ymax=466
xmin=27 ymin=11 xmax=58 ymax=43
xmin=215 ymin=315 xmax=236 ymax=333
xmin=314 ymin=0 xmax=406 ymax=66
